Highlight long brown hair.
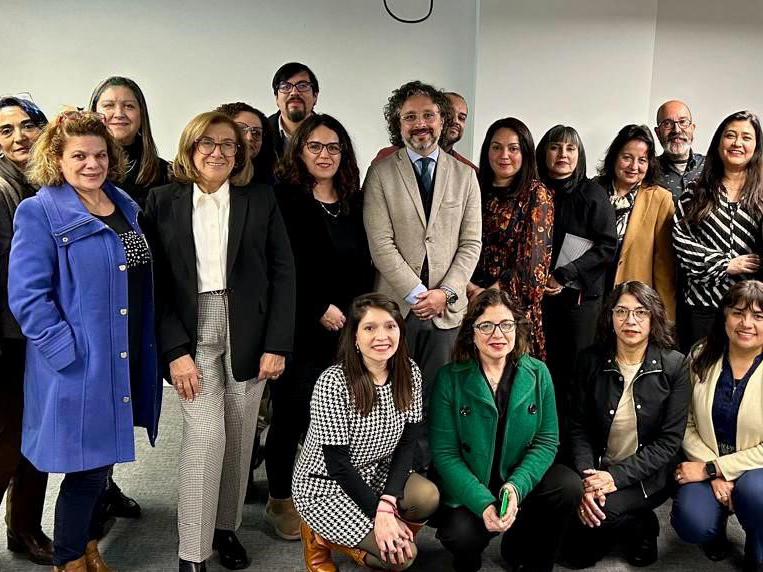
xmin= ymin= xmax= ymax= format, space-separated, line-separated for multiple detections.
xmin=452 ymin=289 xmax=530 ymax=363
xmin=337 ymin=293 xmax=413 ymax=416
xmin=683 ymin=110 xmax=763 ymax=226
xmin=89 ymin=76 xmax=163 ymax=187
xmin=691 ymin=280 xmax=763 ymax=381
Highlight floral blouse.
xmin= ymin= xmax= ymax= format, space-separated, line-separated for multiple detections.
xmin=472 ymin=179 xmax=554 ymax=359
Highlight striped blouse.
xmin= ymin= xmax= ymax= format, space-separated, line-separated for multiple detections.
xmin=673 ymin=184 xmax=761 ymax=308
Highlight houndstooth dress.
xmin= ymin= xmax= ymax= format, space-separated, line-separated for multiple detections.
xmin=292 ymin=360 xmax=422 ymax=546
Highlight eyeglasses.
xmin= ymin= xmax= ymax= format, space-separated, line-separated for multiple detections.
xmin=195 ymin=138 xmax=238 ymax=157
xmin=56 ymin=110 xmax=106 ymax=126
xmin=401 ymin=111 xmax=440 ymax=124
xmin=236 ymin=123 xmax=263 ymax=141
xmin=305 ymin=141 xmax=342 ymax=155
xmin=277 ymin=81 xmax=313 ymax=94
xmin=612 ymin=306 xmax=651 ymax=322
xmin=474 ymin=320 xmax=516 ymax=336
xmin=657 ymin=118 xmax=692 ymax=131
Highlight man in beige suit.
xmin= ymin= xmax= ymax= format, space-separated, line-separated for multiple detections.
xmin=363 ymin=80 xmax=481 ymax=467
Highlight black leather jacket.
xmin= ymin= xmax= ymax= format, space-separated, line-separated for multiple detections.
xmin=569 ymin=343 xmax=690 ymax=497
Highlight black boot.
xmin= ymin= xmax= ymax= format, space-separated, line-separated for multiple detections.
xmin=104 ymin=477 xmax=141 ymax=519
xmin=179 ymin=558 xmax=207 ymax=571
xmin=626 ymin=510 xmax=659 ymax=567
xmin=7 ymin=529 xmax=54 ymax=565
xmin=213 ymin=529 xmax=251 ymax=570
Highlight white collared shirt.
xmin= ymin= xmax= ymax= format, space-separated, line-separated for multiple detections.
xmin=192 ymin=181 xmax=230 ymax=293
xmin=406 ymin=146 xmax=440 ymax=181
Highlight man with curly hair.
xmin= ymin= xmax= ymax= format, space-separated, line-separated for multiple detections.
xmin=363 ymin=80 xmax=482 ymax=469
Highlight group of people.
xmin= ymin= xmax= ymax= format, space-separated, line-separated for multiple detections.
xmin=0 ymin=59 xmax=761 ymax=572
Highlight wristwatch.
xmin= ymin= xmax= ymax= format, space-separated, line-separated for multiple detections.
xmin=440 ymin=286 xmax=458 ymax=306
xmin=705 ymin=461 xmax=717 ymax=479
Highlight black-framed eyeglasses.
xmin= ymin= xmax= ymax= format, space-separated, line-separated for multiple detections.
xmin=195 ymin=138 xmax=238 ymax=157
xmin=236 ymin=123 xmax=263 ymax=141
xmin=657 ymin=118 xmax=692 ymax=130
xmin=277 ymin=81 xmax=313 ymax=94
xmin=474 ymin=320 xmax=516 ymax=336
xmin=305 ymin=141 xmax=342 ymax=156
xmin=612 ymin=306 xmax=651 ymax=322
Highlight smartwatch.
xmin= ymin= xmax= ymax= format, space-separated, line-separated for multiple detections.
xmin=705 ymin=461 xmax=717 ymax=479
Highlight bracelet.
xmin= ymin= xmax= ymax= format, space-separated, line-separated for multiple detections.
xmin=377 ymin=508 xmax=396 ymax=515
xmin=378 ymin=498 xmax=399 ymax=516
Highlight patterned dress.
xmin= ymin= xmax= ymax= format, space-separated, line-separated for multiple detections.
xmin=472 ymin=179 xmax=554 ymax=358
xmin=292 ymin=361 xmax=423 ymax=546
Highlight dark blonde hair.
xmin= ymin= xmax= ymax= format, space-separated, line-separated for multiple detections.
xmin=452 ymin=289 xmax=530 ymax=363
xmin=89 ymin=76 xmax=163 ymax=187
xmin=26 ymin=112 xmax=126 ymax=187
xmin=337 ymin=293 xmax=413 ymax=417
xmin=172 ymin=111 xmax=252 ymax=186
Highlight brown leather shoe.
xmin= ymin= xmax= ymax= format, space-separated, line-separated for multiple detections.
xmin=300 ymin=520 xmax=337 ymax=572
xmin=323 ymin=537 xmax=367 ymax=568
xmin=7 ymin=529 xmax=54 ymax=565
xmin=84 ymin=540 xmax=113 ymax=571
xmin=53 ymin=555 xmax=87 ymax=571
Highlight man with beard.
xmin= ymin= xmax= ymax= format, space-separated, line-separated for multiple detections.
xmin=653 ymin=100 xmax=705 ymax=201
xmin=269 ymin=62 xmax=319 ymax=156
xmin=372 ymin=92 xmax=477 ymax=171
xmin=363 ymin=81 xmax=481 ymax=469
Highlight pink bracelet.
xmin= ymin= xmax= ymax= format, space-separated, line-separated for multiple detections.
xmin=377 ymin=508 xmax=396 ymax=515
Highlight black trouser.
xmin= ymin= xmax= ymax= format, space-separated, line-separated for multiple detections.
xmin=433 ymin=464 xmax=582 ymax=572
xmin=563 ymin=481 xmax=672 ymax=566
xmin=681 ymin=305 xmax=715 ymax=354
xmin=53 ymin=465 xmax=111 ymax=565
xmin=404 ymin=313 xmax=459 ymax=470
xmin=0 ymin=338 xmax=49 ymax=536
xmin=265 ymin=358 xmax=322 ymax=499
xmin=543 ymin=293 xmax=602 ymax=454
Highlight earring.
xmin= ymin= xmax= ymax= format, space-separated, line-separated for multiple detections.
xmin=355 ymin=342 xmax=360 ymax=353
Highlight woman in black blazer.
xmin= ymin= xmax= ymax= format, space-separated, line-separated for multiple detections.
xmin=565 ymin=281 xmax=689 ymax=568
xmin=264 ymin=113 xmax=374 ymax=541
xmin=144 ymin=111 xmax=295 ymax=572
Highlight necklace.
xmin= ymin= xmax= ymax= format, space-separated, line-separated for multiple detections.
xmin=316 ymin=198 xmax=340 ymax=219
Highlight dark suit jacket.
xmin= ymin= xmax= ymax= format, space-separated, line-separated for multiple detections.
xmin=268 ymin=112 xmax=286 ymax=158
xmin=144 ymin=181 xmax=296 ymax=381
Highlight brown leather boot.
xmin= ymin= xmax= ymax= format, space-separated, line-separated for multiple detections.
xmin=84 ymin=540 xmax=113 ymax=571
xmin=323 ymin=538 xmax=368 ymax=568
xmin=300 ymin=520 xmax=338 ymax=572
xmin=53 ymin=555 xmax=87 ymax=571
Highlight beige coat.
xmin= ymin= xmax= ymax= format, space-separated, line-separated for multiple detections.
xmin=614 ymin=184 xmax=677 ymax=319
xmin=362 ymin=148 xmax=482 ymax=329
xmin=683 ymin=357 xmax=763 ymax=481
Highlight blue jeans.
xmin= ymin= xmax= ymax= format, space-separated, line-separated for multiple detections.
xmin=671 ymin=468 xmax=763 ymax=564
xmin=53 ymin=465 xmax=111 ymax=565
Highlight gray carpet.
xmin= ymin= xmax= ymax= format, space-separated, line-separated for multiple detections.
xmin=0 ymin=387 xmax=748 ymax=571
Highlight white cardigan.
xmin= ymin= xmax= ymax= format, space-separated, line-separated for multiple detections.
xmin=683 ymin=356 xmax=763 ymax=481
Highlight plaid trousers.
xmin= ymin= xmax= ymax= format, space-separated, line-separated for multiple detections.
xmin=177 ymin=292 xmax=265 ymax=562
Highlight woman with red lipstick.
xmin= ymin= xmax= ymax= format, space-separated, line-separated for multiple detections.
xmin=565 ymin=281 xmax=689 ymax=568
xmin=293 ymin=293 xmax=438 ymax=571
xmin=673 ymin=111 xmax=763 ymax=353
xmin=672 ymin=280 xmax=763 ymax=572
xmin=264 ymin=113 xmax=374 ymax=541
xmin=468 ymin=118 xmax=553 ymax=360
xmin=89 ymin=76 xmax=170 ymax=210
xmin=536 ymin=125 xmax=618 ymax=447
xmin=429 ymin=289 xmax=581 ymax=572
xmin=596 ymin=125 xmax=677 ymax=321
xmin=0 ymin=95 xmax=53 ymax=565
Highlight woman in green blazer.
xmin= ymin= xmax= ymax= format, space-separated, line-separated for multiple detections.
xmin=429 ymin=289 xmax=582 ymax=572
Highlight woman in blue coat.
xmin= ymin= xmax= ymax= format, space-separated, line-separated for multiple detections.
xmin=8 ymin=110 xmax=162 ymax=571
